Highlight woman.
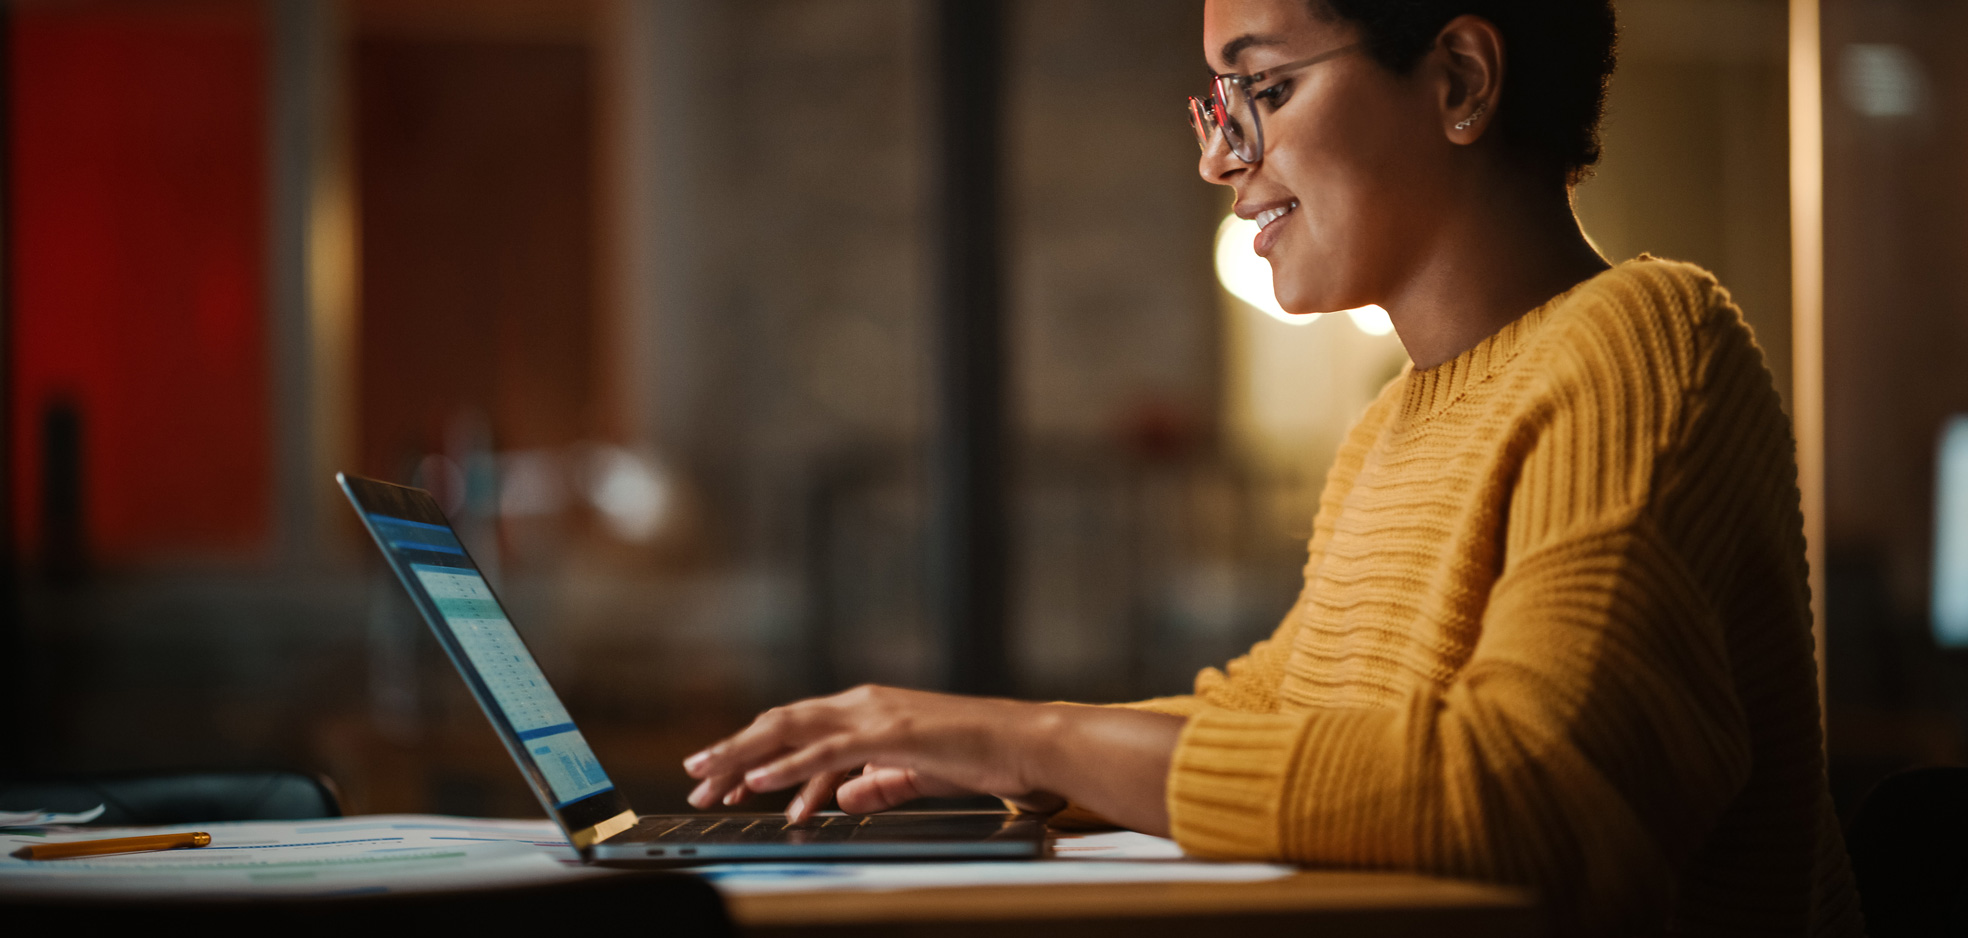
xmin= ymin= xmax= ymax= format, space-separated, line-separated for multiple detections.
xmin=683 ymin=1 xmax=1863 ymax=933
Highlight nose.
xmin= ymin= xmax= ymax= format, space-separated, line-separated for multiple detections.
xmin=1197 ymin=129 xmax=1246 ymax=187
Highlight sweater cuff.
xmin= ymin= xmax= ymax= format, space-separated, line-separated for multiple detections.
xmin=1165 ymin=708 xmax=1308 ymax=859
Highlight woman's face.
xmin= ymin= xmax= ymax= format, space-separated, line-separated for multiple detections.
xmin=1201 ymin=0 xmax=1455 ymax=314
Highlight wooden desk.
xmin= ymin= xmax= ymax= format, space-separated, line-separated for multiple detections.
xmin=728 ymin=869 xmax=1538 ymax=937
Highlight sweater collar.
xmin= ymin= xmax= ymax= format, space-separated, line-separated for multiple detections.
xmin=1394 ymin=268 xmax=1610 ymax=423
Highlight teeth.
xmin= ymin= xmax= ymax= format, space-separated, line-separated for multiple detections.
xmin=1255 ymin=201 xmax=1297 ymax=230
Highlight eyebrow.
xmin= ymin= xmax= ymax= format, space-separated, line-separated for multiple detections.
xmin=1218 ymin=33 xmax=1288 ymax=70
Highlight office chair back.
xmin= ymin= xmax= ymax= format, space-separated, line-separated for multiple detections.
xmin=0 ymin=770 xmax=342 ymax=825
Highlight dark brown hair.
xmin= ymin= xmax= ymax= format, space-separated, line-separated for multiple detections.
xmin=1312 ymin=0 xmax=1618 ymax=184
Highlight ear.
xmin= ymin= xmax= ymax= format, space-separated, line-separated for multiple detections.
xmin=1430 ymin=14 xmax=1505 ymax=144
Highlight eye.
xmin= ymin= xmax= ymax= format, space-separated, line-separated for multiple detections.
xmin=1252 ymin=79 xmax=1293 ymax=111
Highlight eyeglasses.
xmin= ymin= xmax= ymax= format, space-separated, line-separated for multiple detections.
xmin=1188 ymin=43 xmax=1362 ymax=163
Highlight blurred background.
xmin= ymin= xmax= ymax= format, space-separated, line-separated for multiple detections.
xmin=0 ymin=0 xmax=1962 ymax=822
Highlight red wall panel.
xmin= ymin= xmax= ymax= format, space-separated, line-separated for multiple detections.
xmin=10 ymin=1 xmax=269 ymax=563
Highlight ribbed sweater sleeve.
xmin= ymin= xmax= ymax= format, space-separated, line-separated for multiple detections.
xmin=1161 ymin=261 xmax=1843 ymax=934
xmin=1169 ymin=520 xmax=1752 ymax=929
xmin=1032 ymin=389 xmax=1403 ymax=829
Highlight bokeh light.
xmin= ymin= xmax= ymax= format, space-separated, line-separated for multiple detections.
xmin=1213 ymin=213 xmax=1394 ymax=336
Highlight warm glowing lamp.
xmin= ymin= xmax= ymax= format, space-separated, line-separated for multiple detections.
xmin=1214 ymin=213 xmax=1393 ymax=336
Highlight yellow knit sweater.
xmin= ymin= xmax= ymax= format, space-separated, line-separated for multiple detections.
xmin=1124 ymin=259 xmax=1862 ymax=935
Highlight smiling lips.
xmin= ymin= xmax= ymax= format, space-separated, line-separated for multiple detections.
xmin=1251 ymin=199 xmax=1298 ymax=256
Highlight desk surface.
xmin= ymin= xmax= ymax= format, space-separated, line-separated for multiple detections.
xmin=731 ymin=868 xmax=1537 ymax=937
xmin=0 ymin=815 xmax=1539 ymax=936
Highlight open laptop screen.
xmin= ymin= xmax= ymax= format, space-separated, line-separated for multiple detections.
xmin=341 ymin=474 xmax=635 ymax=847
xmin=371 ymin=514 xmax=615 ymax=807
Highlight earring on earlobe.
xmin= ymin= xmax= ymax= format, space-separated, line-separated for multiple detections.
xmin=1455 ymin=102 xmax=1488 ymax=131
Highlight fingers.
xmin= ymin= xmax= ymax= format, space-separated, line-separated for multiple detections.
xmin=693 ymin=763 xmax=950 ymax=817
xmin=683 ymin=694 xmax=873 ymax=813
xmin=835 ymin=765 xmax=984 ymax=814
xmin=684 ymin=685 xmax=1029 ymax=816
xmin=742 ymin=734 xmax=874 ymax=793
xmin=786 ymin=771 xmax=846 ymax=824
xmin=836 ymin=766 xmax=930 ymax=815
xmin=687 ymin=771 xmax=746 ymax=810
xmin=685 ymin=705 xmax=809 ymax=781
xmin=683 ymin=702 xmax=849 ymax=812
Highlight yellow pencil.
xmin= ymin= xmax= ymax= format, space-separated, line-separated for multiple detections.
xmin=10 ymin=831 xmax=211 ymax=860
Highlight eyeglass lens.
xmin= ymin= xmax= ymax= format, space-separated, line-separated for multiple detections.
xmin=1188 ymin=97 xmax=1217 ymax=149
xmin=1189 ymin=77 xmax=1261 ymax=163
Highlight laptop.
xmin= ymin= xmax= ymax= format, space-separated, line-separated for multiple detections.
xmin=338 ymin=472 xmax=1049 ymax=865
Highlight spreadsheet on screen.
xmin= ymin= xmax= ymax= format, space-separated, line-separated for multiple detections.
xmin=369 ymin=512 xmax=614 ymax=807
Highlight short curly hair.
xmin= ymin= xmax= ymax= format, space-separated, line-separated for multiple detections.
xmin=1311 ymin=0 xmax=1618 ymax=185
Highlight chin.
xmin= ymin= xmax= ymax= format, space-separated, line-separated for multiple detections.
xmin=1270 ymin=259 xmax=1355 ymax=315
xmin=1272 ymin=281 xmax=1344 ymax=316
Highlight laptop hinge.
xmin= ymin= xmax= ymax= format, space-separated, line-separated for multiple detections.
xmin=572 ymin=809 xmax=638 ymax=850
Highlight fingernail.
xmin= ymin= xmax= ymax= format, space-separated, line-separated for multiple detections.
xmin=683 ymin=752 xmax=710 ymax=774
xmin=787 ymin=795 xmax=804 ymax=821
xmin=746 ymin=767 xmax=771 ymax=787
xmin=722 ymin=787 xmax=742 ymax=806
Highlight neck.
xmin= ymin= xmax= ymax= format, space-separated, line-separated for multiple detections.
xmin=1382 ymin=168 xmax=1609 ymax=370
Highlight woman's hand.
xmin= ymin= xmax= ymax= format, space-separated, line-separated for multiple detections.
xmin=682 ymin=685 xmax=1185 ymax=834
xmin=682 ymin=686 xmax=1058 ymax=823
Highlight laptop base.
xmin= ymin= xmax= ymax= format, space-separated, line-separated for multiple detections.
xmin=588 ymin=810 xmax=1049 ymax=865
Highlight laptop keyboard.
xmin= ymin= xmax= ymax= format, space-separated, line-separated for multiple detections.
xmin=631 ymin=814 xmax=866 ymax=844
xmin=626 ymin=811 xmax=1031 ymax=845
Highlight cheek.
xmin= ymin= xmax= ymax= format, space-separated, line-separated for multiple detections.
xmin=1261 ymin=150 xmax=1392 ymax=312
xmin=1264 ymin=103 xmax=1441 ymax=311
